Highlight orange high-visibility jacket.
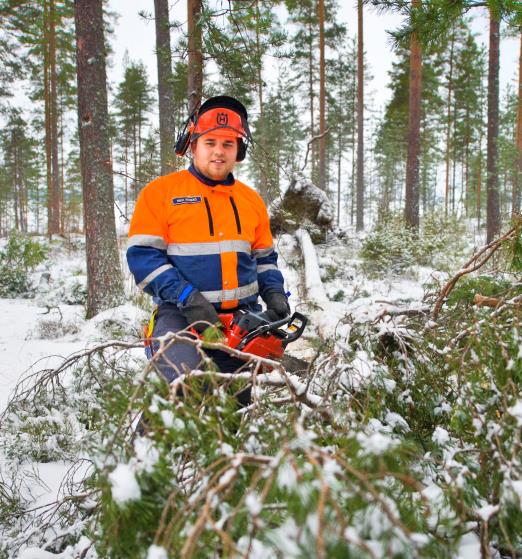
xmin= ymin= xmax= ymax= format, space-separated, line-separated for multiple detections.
xmin=127 ymin=167 xmax=285 ymax=311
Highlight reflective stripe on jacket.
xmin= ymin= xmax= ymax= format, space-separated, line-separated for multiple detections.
xmin=126 ymin=169 xmax=285 ymax=311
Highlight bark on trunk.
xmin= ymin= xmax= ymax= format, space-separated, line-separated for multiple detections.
xmin=318 ymin=0 xmax=326 ymax=191
xmin=43 ymin=0 xmax=53 ymax=237
xmin=49 ymin=0 xmax=61 ymax=235
xmin=308 ymin=18 xmax=315 ymax=179
xmin=256 ymin=0 xmax=268 ymax=202
xmin=404 ymin=0 xmax=422 ymax=229
xmin=444 ymin=31 xmax=455 ymax=217
xmin=74 ymin=0 xmax=124 ymax=318
xmin=486 ymin=9 xmax=500 ymax=243
xmin=187 ymin=0 xmax=203 ymax=114
xmin=356 ymin=0 xmax=364 ymax=231
xmin=514 ymin=29 xmax=522 ymax=216
xmin=154 ymin=0 xmax=176 ymax=175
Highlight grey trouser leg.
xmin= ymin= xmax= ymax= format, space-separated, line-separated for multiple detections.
xmin=151 ymin=303 xmax=202 ymax=382
xmin=150 ymin=303 xmax=248 ymax=384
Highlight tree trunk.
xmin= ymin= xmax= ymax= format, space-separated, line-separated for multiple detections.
xmin=486 ymin=9 xmax=500 ymax=242
xmin=318 ymin=0 xmax=326 ymax=191
xmin=154 ymin=0 xmax=176 ymax=175
xmin=43 ymin=0 xmax=53 ymax=237
xmin=307 ymin=19 xmax=316 ymax=181
xmin=187 ymin=0 xmax=203 ymax=114
xmin=49 ymin=0 xmax=61 ymax=235
xmin=514 ymin=29 xmax=522 ymax=216
xmin=444 ymin=30 xmax=455 ymax=217
xmin=356 ymin=0 xmax=364 ymax=231
xmin=477 ymin=135 xmax=483 ymax=227
xmin=74 ymin=0 xmax=124 ymax=318
xmin=255 ymin=0 xmax=268 ymax=201
xmin=404 ymin=0 xmax=422 ymax=229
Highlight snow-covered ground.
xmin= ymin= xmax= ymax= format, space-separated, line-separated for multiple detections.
xmin=1 ymin=227 xmax=482 ymax=558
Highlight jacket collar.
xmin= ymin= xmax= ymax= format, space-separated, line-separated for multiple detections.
xmin=189 ymin=163 xmax=235 ymax=187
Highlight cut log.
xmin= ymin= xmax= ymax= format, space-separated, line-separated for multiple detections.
xmin=295 ymin=228 xmax=328 ymax=305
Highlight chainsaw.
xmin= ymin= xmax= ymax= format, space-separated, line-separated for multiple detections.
xmin=216 ymin=310 xmax=308 ymax=362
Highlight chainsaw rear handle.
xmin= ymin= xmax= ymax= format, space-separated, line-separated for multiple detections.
xmin=281 ymin=312 xmax=308 ymax=347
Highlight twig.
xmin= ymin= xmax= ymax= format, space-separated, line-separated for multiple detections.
xmin=300 ymin=129 xmax=330 ymax=172
xmin=432 ymin=225 xmax=517 ymax=319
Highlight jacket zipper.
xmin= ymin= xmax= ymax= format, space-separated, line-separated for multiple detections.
xmin=229 ymin=196 xmax=242 ymax=234
xmin=203 ymin=197 xmax=214 ymax=236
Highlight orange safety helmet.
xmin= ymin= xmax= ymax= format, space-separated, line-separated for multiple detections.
xmin=175 ymin=96 xmax=252 ymax=161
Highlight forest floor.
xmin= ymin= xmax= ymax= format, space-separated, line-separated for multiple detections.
xmin=0 ymin=224 xmax=489 ymax=558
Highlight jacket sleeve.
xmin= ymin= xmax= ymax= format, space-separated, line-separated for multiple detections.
xmin=252 ymin=201 xmax=285 ymax=299
xmin=126 ymin=180 xmax=192 ymax=304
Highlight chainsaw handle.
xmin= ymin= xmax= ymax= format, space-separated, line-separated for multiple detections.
xmin=282 ymin=312 xmax=308 ymax=347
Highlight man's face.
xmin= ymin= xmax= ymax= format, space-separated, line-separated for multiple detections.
xmin=191 ymin=134 xmax=238 ymax=181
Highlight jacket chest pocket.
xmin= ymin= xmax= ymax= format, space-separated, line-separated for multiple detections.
xmin=204 ymin=195 xmax=246 ymax=238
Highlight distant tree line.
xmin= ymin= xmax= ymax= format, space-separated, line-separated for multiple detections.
xmin=0 ymin=0 xmax=520 ymax=313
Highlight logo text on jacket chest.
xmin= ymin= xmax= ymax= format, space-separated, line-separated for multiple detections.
xmin=172 ymin=196 xmax=202 ymax=205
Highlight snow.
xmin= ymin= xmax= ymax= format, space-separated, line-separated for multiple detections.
xmin=108 ymin=463 xmax=141 ymax=504
xmin=476 ymin=504 xmax=499 ymax=521
xmin=146 ymin=546 xmax=169 ymax=559
xmin=432 ymin=426 xmax=450 ymax=445
xmin=1 ymin=225 xmax=515 ymax=555
xmin=0 ymin=299 xmax=84 ymax=414
xmin=133 ymin=437 xmax=160 ymax=473
xmin=507 ymin=400 xmax=522 ymax=427
xmin=245 ymin=492 xmax=263 ymax=516
xmin=456 ymin=532 xmax=482 ymax=559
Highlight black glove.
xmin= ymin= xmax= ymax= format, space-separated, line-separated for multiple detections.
xmin=179 ymin=290 xmax=220 ymax=334
xmin=263 ymin=290 xmax=290 ymax=319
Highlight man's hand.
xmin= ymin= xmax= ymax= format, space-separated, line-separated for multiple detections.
xmin=179 ymin=290 xmax=220 ymax=334
xmin=264 ymin=290 xmax=290 ymax=319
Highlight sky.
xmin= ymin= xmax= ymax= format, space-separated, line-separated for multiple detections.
xmin=106 ymin=0 xmax=520 ymax=117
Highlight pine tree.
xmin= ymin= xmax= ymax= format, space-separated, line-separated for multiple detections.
xmin=486 ymin=5 xmax=501 ymax=242
xmin=217 ymin=0 xmax=285 ymax=199
xmin=154 ymin=0 xmax=176 ymax=175
xmin=1 ymin=0 xmax=76 ymax=237
xmin=356 ymin=0 xmax=365 ymax=230
xmin=374 ymin=42 xmax=443 ymax=219
xmin=513 ymin=27 xmax=521 ymax=215
xmin=113 ymin=61 xmax=154 ymax=212
xmin=74 ymin=0 xmax=124 ymax=317
xmin=451 ymin=26 xmax=485 ymax=216
xmin=187 ymin=0 xmax=203 ymax=113
xmin=285 ymin=0 xmax=345 ymax=187
xmin=247 ymin=69 xmax=305 ymax=201
xmin=0 ymin=111 xmax=40 ymax=233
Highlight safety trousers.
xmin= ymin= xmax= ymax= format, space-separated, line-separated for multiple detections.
xmin=148 ymin=303 xmax=251 ymax=406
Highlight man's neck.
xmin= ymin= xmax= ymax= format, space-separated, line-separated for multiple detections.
xmin=189 ymin=163 xmax=235 ymax=187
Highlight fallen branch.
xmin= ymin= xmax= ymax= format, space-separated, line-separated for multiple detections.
xmin=432 ymin=225 xmax=517 ymax=320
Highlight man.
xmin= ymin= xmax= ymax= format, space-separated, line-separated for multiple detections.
xmin=127 ymin=95 xmax=289 ymax=383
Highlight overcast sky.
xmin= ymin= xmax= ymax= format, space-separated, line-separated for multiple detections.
xmin=107 ymin=0 xmax=519 ymax=117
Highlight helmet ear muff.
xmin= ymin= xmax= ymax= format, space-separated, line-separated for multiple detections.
xmin=174 ymin=129 xmax=191 ymax=157
xmin=236 ymin=139 xmax=247 ymax=162
xmin=175 ymin=110 xmax=197 ymax=157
